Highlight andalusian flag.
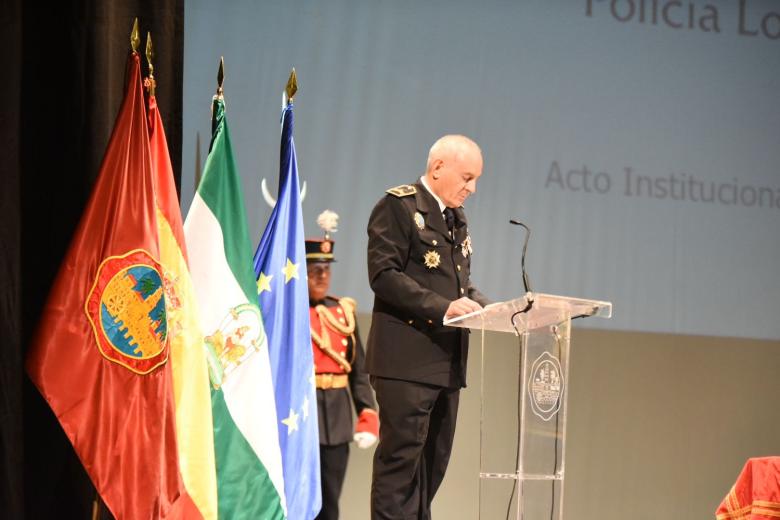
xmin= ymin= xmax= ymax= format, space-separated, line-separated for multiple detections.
xmin=26 ymin=52 xmax=200 ymax=519
xmin=147 ymin=91 xmax=218 ymax=519
xmin=184 ymin=94 xmax=286 ymax=518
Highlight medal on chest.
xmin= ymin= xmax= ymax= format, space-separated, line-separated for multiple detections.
xmin=414 ymin=212 xmax=425 ymax=230
xmin=423 ymin=250 xmax=441 ymax=269
xmin=461 ymin=234 xmax=472 ymax=258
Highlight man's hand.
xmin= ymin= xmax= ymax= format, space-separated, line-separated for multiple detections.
xmin=444 ymin=297 xmax=483 ymax=319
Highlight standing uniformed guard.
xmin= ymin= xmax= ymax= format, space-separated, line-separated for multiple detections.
xmin=307 ymin=210 xmax=379 ymax=520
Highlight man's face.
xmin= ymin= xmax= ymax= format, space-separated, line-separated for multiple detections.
xmin=307 ymin=262 xmax=331 ymax=301
xmin=430 ymin=147 xmax=483 ymax=208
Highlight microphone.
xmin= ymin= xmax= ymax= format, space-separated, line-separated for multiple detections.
xmin=509 ymin=220 xmax=533 ymax=295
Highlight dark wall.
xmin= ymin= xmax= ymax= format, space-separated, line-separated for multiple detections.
xmin=2 ymin=1 xmax=184 ymax=517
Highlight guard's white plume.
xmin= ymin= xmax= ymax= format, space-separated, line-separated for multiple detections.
xmin=317 ymin=210 xmax=339 ymax=239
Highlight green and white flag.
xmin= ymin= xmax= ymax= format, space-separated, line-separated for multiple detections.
xmin=184 ymin=96 xmax=286 ymax=519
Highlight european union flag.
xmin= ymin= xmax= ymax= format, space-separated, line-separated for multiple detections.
xmin=254 ymin=99 xmax=321 ymax=519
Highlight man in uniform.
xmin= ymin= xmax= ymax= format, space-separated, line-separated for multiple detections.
xmin=365 ymin=135 xmax=490 ymax=519
xmin=307 ymin=211 xmax=379 ymax=520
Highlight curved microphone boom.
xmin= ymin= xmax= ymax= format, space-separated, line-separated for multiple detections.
xmin=509 ymin=219 xmax=532 ymax=295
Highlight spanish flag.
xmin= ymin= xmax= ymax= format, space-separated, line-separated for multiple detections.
xmin=26 ymin=51 xmax=200 ymax=518
xmin=147 ymin=86 xmax=218 ymax=518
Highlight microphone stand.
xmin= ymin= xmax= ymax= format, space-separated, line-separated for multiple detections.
xmin=509 ymin=219 xmax=534 ymax=329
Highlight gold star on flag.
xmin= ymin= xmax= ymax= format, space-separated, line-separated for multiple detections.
xmin=281 ymin=408 xmax=300 ymax=435
xmin=282 ymin=258 xmax=299 ymax=283
xmin=256 ymin=272 xmax=273 ymax=295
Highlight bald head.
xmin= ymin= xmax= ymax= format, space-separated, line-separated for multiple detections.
xmin=426 ymin=135 xmax=482 ymax=172
xmin=424 ymin=135 xmax=483 ymax=208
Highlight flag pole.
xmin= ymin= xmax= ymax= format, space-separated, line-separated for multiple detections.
xmin=145 ymin=32 xmax=156 ymax=96
xmin=194 ymin=132 xmax=202 ymax=195
xmin=209 ymin=57 xmax=225 ymax=138
xmin=89 ymin=22 xmax=141 ymax=520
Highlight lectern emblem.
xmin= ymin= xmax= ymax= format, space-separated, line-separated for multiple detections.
xmin=528 ymin=351 xmax=564 ymax=421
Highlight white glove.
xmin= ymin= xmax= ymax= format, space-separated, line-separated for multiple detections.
xmin=353 ymin=431 xmax=377 ymax=449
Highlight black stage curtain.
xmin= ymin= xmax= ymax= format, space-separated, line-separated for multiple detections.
xmin=1 ymin=1 xmax=184 ymax=518
xmin=1 ymin=0 xmax=23 ymax=518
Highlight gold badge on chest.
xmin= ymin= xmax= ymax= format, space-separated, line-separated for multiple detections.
xmin=423 ymin=250 xmax=441 ymax=269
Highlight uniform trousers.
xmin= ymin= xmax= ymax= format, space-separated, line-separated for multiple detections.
xmin=316 ymin=443 xmax=350 ymax=520
xmin=370 ymin=376 xmax=460 ymax=520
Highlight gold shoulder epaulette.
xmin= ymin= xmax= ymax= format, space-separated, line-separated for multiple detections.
xmin=386 ymin=184 xmax=417 ymax=197
xmin=339 ymin=297 xmax=357 ymax=313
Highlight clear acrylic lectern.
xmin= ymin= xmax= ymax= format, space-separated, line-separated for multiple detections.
xmin=444 ymin=293 xmax=612 ymax=519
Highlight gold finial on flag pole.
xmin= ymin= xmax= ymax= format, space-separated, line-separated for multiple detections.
xmin=130 ymin=18 xmax=140 ymax=53
xmin=285 ymin=68 xmax=298 ymax=103
xmin=145 ymin=32 xmax=156 ymax=96
xmin=216 ymin=56 xmax=225 ymax=99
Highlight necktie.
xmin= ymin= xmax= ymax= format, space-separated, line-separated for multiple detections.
xmin=443 ymin=208 xmax=455 ymax=234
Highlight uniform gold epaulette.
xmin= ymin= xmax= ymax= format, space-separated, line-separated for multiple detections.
xmin=339 ymin=296 xmax=357 ymax=312
xmin=386 ymin=184 xmax=417 ymax=197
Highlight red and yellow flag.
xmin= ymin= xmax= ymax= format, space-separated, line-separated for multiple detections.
xmin=26 ymin=52 xmax=199 ymax=519
xmin=147 ymin=89 xmax=218 ymax=519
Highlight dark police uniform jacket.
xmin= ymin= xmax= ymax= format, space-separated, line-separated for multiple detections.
xmin=311 ymin=296 xmax=377 ymax=445
xmin=365 ymin=182 xmax=489 ymax=389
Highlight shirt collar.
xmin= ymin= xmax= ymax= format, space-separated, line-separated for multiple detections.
xmin=419 ymin=175 xmax=446 ymax=213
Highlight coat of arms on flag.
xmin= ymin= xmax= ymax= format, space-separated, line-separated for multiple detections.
xmin=85 ymin=250 xmax=174 ymax=374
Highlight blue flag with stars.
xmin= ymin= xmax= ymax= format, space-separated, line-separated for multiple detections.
xmin=254 ymin=101 xmax=321 ymax=519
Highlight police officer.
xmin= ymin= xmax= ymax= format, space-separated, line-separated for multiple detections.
xmin=365 ymin=135 xmax=490 ymax=519
xmin=307 ymin=210 xmax=379 ymax=520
